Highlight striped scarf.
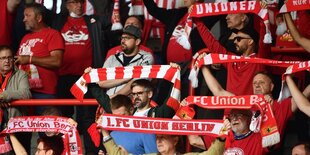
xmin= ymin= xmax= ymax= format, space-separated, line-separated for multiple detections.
xmin=71 ymin=65 xmax=181 ymax=111
xmin=280 ymin=0 xmax=310 ymax=13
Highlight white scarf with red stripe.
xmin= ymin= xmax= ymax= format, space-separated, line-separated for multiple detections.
xmin=129 ymin=0 xmax=144 ymax=16
xmin=188 ymin=53 xmax=301 ymax=88
xmin=280 ymin=0 xmax=310 ymax=13
xmin=111 ymin=0 xmax=123 ymax=31
xmin=98 ymin=113 xmax=224 ymax=136
xmin=1 ymin=116 xmax=82 ymax=155
xmin=71 ymin=65 xmax=181 ymax=111
xmin=184 ymin=95 xmax=280 ymax=147
xmin=189 ymin=0 xmax=272 ymax=44
xmin=278 ymin=61 xmax=310 ymax=102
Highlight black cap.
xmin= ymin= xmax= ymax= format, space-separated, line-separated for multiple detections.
xmin=236 ymin=27 xmax=259 ymax=44
xmin=123 ymin=25 xmax=142 ymax=39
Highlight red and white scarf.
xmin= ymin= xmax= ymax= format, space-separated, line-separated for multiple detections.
xmin=278 ymin=61 xmax=310 ymax=102
xmin=189 ymin=53 xmax=301 ymax=88
xmin=98 ymin=113 xmax=224 ymax=136
xmin=189 ymin=0 xmax=272 ymax=43
xmin=111 ymin=0 xmax=123 ymax=31
xmin=129 ymin=0 xmax=144 ymax=16
xmin=1 ymin=116 xmax=82 ymax=155
xmin=184 ymin=95 xmax=280 ymax=147
xmin=280 ymin=0 xmax=310 ymax=13
xmin=0 ymin=71 xmax=13 ymax=154
xmin=71 ymin=65 xmax=181 ymax=111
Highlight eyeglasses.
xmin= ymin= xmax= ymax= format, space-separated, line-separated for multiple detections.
xmin=131 ymin=91 xmax=147 ymax=97
xmin=233 ymin=36 xmax=251 ymax=42
xmin=0 ymin=56 xmax=14 ymax=61
xmin=121 ymin=36 xmax=135 ymax=41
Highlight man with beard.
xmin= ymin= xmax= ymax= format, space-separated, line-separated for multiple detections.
xmin=130 ymin=79 xmax=175 ymax=118
xmin=100 ymin=25 xmax=154 ymax=98
xmin=195 ymin=20 xmax=265 ymax=96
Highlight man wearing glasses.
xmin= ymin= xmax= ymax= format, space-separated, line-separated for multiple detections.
xmin=195 ymin=18 xmax=266 ymax=96
xmin=0 ymin=45 xmax=31 ymax=154
xmin=99 ymin=25 xmax=154 ymax=98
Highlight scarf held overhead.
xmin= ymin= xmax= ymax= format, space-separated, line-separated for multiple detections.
xmin=280 ymin=0 xmax=310 ymax=13
xmin=1 ymin=116 xmax=83 ymax=155
xmin=185 ymin=95 xmax=280 ymax=147
xmin=188 ymin=53 xmax=301 ymax=88
xmin=98 ymin=113 xmax=224 ymax=136
xmin=71 ymin=65 xmax=181 ymax=111
xmin=189 ymin=0 xmax=272 ymax=43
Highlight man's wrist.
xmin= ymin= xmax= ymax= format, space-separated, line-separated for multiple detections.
xmin=103 ymin=135 xmax=112 ymax=143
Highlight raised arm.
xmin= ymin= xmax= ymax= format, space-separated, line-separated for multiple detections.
xmin=10 ymin=134 xmax=28 ymax=155
xmin=201 ymin=66 xmax=234 ymax=96
xmin=286 ymin=75 xmax=310 ymax=116
xmin=7 ymin=0 xmax=21 ymax=13
xmin=283 ymin=13 xmax=310 ymax=53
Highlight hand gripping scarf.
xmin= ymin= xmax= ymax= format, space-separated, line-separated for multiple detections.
xmin=111 ymin=0 xmax=123 ymax=31
xmin=188 ymin=0 xmax=272 ymax=43
xmin=184 ymin=95 xmax=280 ymax=147
xmin=71 ymin=65 xmax=181 ymax=111
xmin=0 ymin=116 xmax=82 ymax=155
xmin=280 ymin=0 xmax=310 ymax=13
xmin=129 ymin=0 xmax=144 ymax=16
xmin=188 ymin=52 xmax=301 ymax=88
xmin=278 ymin=61 xmax=310 ymax=102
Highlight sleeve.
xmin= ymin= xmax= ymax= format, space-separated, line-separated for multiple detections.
xmin=89 ymin=83 xmax=112 ymax=113
xmin=143 ymin=0 xmax=185 ymax=25
xmin=195 ymin=19 xmax=228 ymax=54
xmin=142 ymin=134 xmax=158 ymax=153
xmin=103 ymin=139 xmax=127 ymax=155
xmin=256 ymin=18 xmax=271 ymax=59
xmin=2 ymin=70 xmax=31 ymax=101
xmin=47 ymin=29 xmax=65 ymax=52
xmin=184 ymin=139 xmax=225 ymax=155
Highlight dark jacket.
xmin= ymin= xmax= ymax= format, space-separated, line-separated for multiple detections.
xmin=51 ymin=13 xmax=111 ymax=68
xmin=143 ymin=0 xmax=220 ymax=64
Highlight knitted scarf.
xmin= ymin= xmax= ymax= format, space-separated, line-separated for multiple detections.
xmin=280 ymin=0 xmax=310 ymax=13
xmin=129 ymin=0 xmax=144 ymax=16
xmin=98 ymin=113 xmax=224 ymax=136
xmin=278 ymin=61 xmax=310 ymax=102
xmin=0 ymin=71 xmax=12 ymax=154
xmin=111 ymin=0 xmax=123 ymax=31
xmin=184 ymin=95 xmax=280 ymax=147
xmin=71 ymin=65 xmax=181 ymax=111
xmin=189 ymin=0 xmax=272 ymax=43
xmin=1 ymin=116 xmax=83 ymax=155
xmin=188 ymin=52 xmax=301 ymax=88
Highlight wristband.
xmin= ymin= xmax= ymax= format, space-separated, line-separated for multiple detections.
xmin=29 ymin=55 xmax=32 ymax=64
xmin=103 ymin=135 xmax=112 ymax=143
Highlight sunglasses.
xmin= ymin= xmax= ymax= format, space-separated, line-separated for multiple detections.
xmin=233 ymin=36 xmax=251 ymax=42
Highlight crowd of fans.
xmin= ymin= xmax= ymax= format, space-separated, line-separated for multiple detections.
xmin=0 ymin=0 xmax=309 ymax=155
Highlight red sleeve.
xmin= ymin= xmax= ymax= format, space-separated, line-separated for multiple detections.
xmin=47 ymin=29 xmax=65 ymax=52
xmin=195 ymin=19 xmax=228 ymax=54
xmin=255 ymin=16 xmax=271 ymax=59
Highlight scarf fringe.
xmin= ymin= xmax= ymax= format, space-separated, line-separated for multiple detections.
xmin=262 ymin=132 xmax=280 ymax=147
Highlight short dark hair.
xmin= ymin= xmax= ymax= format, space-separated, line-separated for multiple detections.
xmin=37 ymin=135 xmax=64 ymax=155
xmin=127 ymin=15 xmax=144 ymax=29
xmin=0 ymin=45 xmax=13 ymax=55
xmin=131 ymin=79 xmax=153 ymax=92
xmin=25 ymin=3 xmax=48 ymax=24
xmin=110 ymin=95 xmax=133 ymax=112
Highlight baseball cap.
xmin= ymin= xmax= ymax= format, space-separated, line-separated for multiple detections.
xmin=123 ymin=25 xmax=142 ymax=39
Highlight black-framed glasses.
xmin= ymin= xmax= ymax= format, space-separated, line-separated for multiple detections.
xmin=233 ymin=36 xmax=251 ymax=42
xmin=0 ymin=56 xmax=14 ymax=61
xmin=121 ymin=36 xmax=135 ymax=41
xmin=131 ymin=91 xmax=147 ymax=97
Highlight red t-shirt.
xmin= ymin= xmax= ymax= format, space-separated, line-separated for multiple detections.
xmin=224 ymin=132 xmax=264 ymax=155
xmin=0 ymin=0 xmax=14 ymax=46
xmin=18 ymin=27 xmax=65 ymax=94
xmin=59 ymin=16 xmax=92 ymax=75
xmin=166 ymin=14 xmax=192 ymax=63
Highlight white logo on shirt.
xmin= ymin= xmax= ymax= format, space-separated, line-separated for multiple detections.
xmin=62 ymin=30 xmax=88 ymax=43
xmin=19 ymin=38 xmax=43 ymax=55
